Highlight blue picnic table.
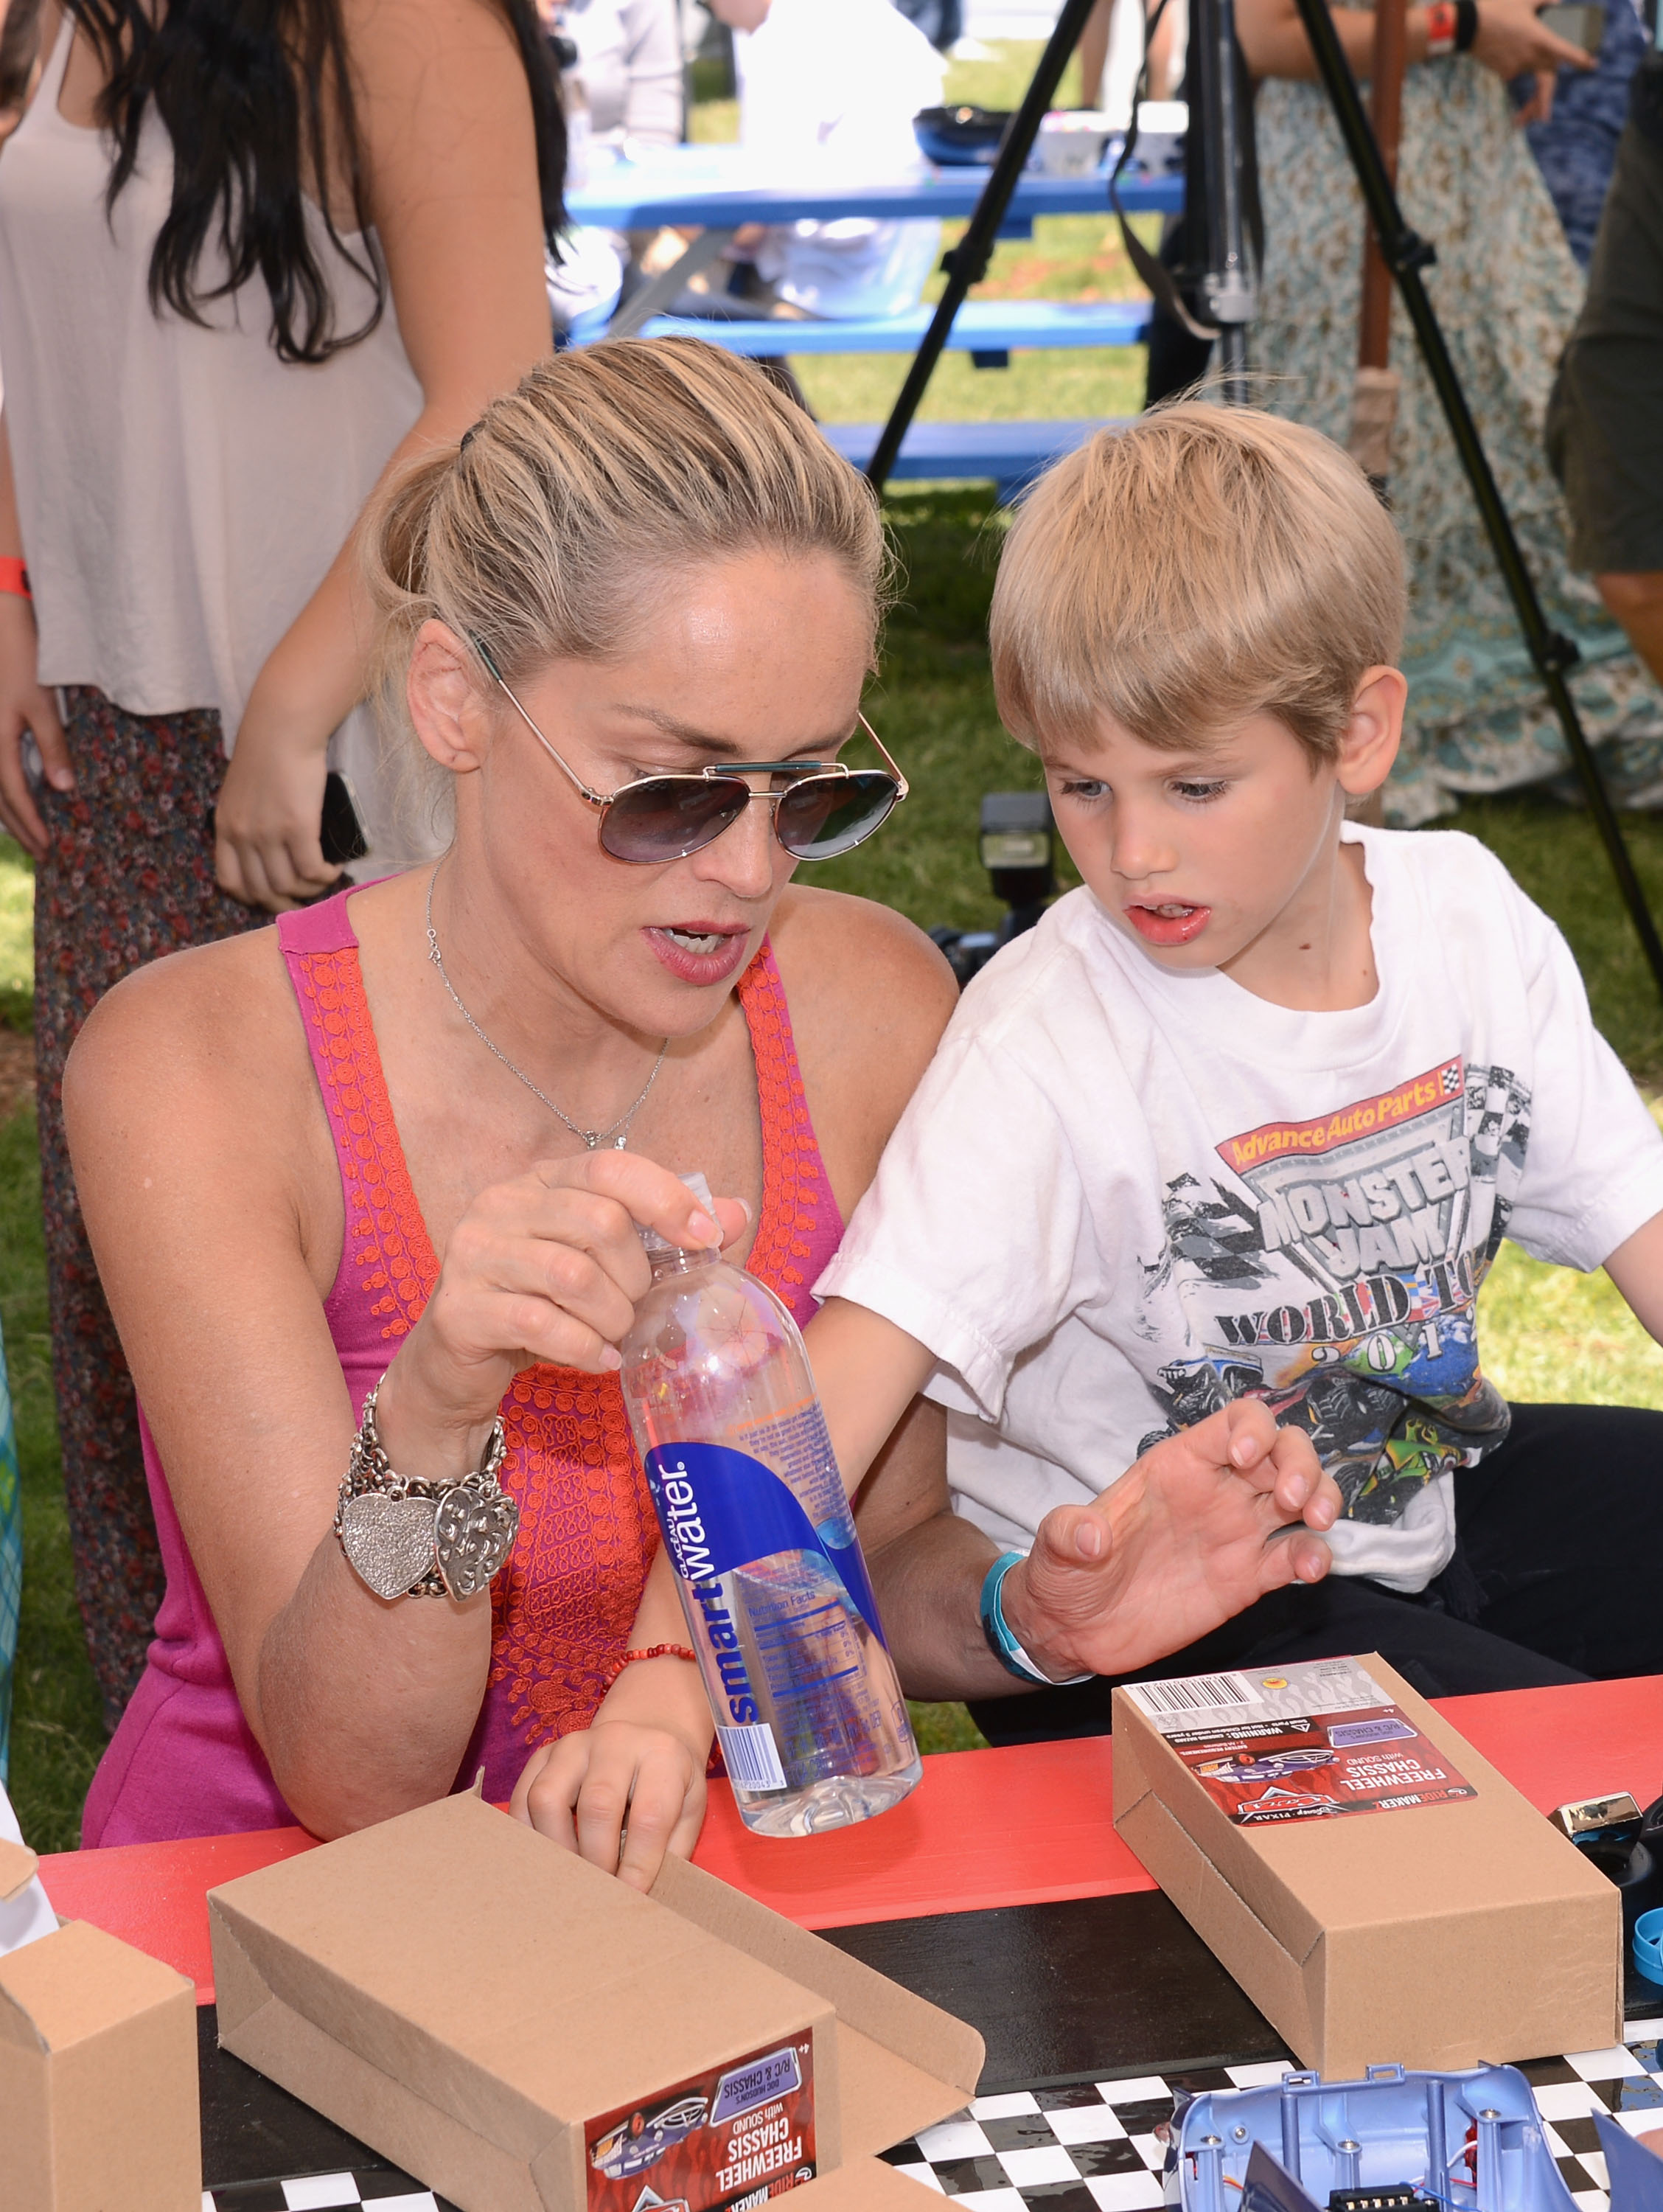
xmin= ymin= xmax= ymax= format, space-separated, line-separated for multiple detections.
xmin=564 ymin=144 xmax=1183 ymax=235
xmin=563 ymin=143 xmax=1181 ymax=501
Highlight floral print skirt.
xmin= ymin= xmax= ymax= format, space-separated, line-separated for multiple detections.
xmin=34 ymin=687 xmax=265 ymax=1730
xmin=1252 ymin=55 xmax=1663 ymax=825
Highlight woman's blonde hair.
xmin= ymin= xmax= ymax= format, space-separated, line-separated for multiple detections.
xmin=362 ymin=337 xmax=889 ymax=815
xmin=989 ymin=402 xmax=1406 ymax=765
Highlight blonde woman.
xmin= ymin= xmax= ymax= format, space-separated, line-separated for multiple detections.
xmin=66 ymin=341 xmax=1336 ymax=1875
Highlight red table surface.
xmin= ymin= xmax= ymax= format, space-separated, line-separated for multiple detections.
xmin=35 ymin=1674 xmax=1663 ymax=2004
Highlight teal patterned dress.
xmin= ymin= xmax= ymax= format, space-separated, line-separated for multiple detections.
xmin=1252 ymin=44 xmax=1663 ymax=824
xmin=0 ymin=1317 xmax=20 ymax=1784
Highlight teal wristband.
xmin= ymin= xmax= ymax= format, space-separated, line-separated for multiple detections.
xmin=979 ymin=1550 xmax=1092 ymax=1687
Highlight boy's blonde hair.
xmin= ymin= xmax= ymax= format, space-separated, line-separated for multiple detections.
xmin=989 ymin=402 xmax=1406 ymax=765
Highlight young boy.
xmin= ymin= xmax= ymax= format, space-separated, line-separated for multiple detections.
xmin=815 ymin=401 xmax=1663 ymax=1739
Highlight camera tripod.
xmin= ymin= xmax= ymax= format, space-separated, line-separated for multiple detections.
xmin=866 ymin=0 xmax=1663 ymax=1002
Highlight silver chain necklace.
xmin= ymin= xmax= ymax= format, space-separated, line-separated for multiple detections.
xmin=424 ymin=870 xmax=669 ymax=1150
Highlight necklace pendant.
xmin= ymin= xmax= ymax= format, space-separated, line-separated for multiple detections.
xmin=583 ymin=1132 xmax=600 ymax=1150
xmin=613 ymin=1132 xmax=628 ymax=1150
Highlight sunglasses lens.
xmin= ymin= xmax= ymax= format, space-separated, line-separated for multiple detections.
xmin=775 ymin=772 xmax=900 ymax=860
xmin=599 ymin=778 xmax=750 ymax=863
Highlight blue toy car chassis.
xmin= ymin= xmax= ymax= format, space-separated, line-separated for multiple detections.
xmin=1174 ymin=2063 xmax=1575 ymax=2212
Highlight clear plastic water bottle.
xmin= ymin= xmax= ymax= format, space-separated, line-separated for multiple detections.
xmin=620 ymin=1174 xmax=921 ymax=1837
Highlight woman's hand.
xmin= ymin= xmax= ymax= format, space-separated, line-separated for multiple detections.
xmin=511 ymin=1717 xmax=710 ymax=1890
xmin=1002 ymin=1400 xmax=1342 ymax=1683
xmin=214 ymin=694 xmax=339 ymax=911
xmin=1471 ymin=0 xmax=1591 ymax=82
xmin=376 ymin=1150 xmax=748 ymax=1481
xmin=0 ymin=591 xmax=72 ymax=856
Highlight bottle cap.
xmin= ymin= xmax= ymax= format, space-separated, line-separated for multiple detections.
xmin=638 ymin=1170 xmax=716 ymax=1258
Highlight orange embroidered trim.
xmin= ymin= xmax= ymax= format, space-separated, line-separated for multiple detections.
xmin=293 ymin=945 xmax=438 ymax=1335
xmin=737 ymin=942 xmax=830 ymax=1307
xmin=290 ymin=933 xmax=833 ymax=1753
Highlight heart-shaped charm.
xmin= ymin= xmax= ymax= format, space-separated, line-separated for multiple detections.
xmin=339 ymin=1492 xmax=439 ymax=1601
xmin=435 ymin=1487 xmax=520 ymax=1601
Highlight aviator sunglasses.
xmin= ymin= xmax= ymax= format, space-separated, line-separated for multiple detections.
xmin=472 ymin=636 xmax=907 ymax=865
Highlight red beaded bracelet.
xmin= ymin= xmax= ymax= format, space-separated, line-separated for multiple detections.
xmin=0 ymin=557 xmax=30 ymax=599
xmin=600 ymin=1641 xmax=698 ymax=1691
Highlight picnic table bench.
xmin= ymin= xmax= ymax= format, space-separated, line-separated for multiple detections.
xmin=822 ymin=417 xmax=1130 ymax=505
xmin=566 ymin=146 xmax=1176 ymax=502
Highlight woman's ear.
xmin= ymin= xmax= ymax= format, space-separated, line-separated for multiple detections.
xmin=408 ymin=620 xmax=490 ymax=777
xmin=1337 ymin=664 xmax=1407 ymax=799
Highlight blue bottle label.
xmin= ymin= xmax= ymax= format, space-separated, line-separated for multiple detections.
xmin=644 ymin=1433 xmax=886 ymax=1647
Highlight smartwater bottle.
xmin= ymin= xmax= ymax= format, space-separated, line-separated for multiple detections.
xmin=620 ymin=1173 xmax=921 ymax=1836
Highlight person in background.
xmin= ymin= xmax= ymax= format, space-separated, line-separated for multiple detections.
xmin=558 ymin=0 xmax=683 ymax=144
xmin=1238 ymin=0 xmax=1663 ymax=828
xmin=1516 ymin=0 xmax=1647 ymax=266
xmin=542 ymin=0 xmax=681 ymax=338
xmin=0 ymin=0 xmax=563 ymax=1728
xmin=892 ymin=0 xmax=962 ymax=52
xmin=1548 ymin=36 xmax=1663 ymax=688
xmin=701 ymin=0 xmax=946 ymax=322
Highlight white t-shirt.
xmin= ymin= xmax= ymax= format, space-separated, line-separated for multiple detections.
xmin=817 ymin=827 xmax=1663 ymax=1590
xmin=737 ymin=0 xmax=944 ymax=319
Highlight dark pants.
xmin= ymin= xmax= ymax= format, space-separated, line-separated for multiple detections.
xmin=1547 ymin=63 xmax=1663 ymax=574
xmin=971 ymin=1402 xmax=1663 ymax=1745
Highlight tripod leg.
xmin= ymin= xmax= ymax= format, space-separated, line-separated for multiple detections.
xmin=1286 ymin=0 xmax=1663 ymax=1003
xmin=865 ymin=0 xmax=1100 ymax=496
xmin=1190 ymin=0 xmax=1258 ymax=397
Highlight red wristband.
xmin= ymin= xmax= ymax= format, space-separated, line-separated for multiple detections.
xmin=1425 ymin=1 xmax=1458 ymax=55
xmin=599 ymin=1641 xmax=698 ymax=1692
xmin=0 ymin=557 xmax=30 ymax=599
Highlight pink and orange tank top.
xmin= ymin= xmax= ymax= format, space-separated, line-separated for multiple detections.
xmin=83 ymin=887 xmax=845 ymax=1846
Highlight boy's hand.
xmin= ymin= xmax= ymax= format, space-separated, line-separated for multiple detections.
xmin=1001 ymin=1401 xmax=1339 ymax=1683
xmin=511 ymin=1718 xmax=709 ymax=1891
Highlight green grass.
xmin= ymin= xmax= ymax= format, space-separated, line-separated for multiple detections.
xmin=690 ymin=37 xmax=1151 ymax=431
xmin=0 ymin=840 xmax=29 ymax=1032
xmin=1 ymin=1101 xmax=102 ymax=1852
xmin=8 ymin=41 xmax=1663 ymax=1832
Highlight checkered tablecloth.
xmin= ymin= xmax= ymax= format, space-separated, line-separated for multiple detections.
xmin=202 ymin=2020 xmax=1663 ymax=2212
xmin=874 ymin=2023 xmax=1663 ymax=2211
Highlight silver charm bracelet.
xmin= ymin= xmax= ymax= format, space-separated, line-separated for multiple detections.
xmin=334 ymin=1380 xmax=517 ymax=1603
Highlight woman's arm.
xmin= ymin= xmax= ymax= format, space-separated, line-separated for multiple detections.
xmin=1235 ymin=0 xmax=1589 ymax=84
xmin=0 ymin=408 xmax=72 ymax=855
xmin=1600 ymin=1209 xmax=1663 ymax=1345
xmin=213 ymin=0 xmax=552 ymax=910
xmin=63 ymin=939 xmax=739 ymax=1838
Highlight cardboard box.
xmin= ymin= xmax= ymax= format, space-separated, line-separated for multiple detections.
xmin=787 ymin=2154 xmax=949 ymax=2206
xmin=210 ymin=1790 xmax=983 ymax=2212
xmin=0 ymin=1916 xmax=201 ymax=2212
xmin=1 ymin=1831 xmax=37 ymax=1899
xmin=1113 ymin=1652 xmax=1620 ymax=2076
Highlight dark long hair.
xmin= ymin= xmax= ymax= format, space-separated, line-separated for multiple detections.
xmin=66 ymin=0 xmax=566 ymax=366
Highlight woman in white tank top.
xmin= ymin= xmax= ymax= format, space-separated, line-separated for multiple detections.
xmin=0 ymin=0 xmax=562 ymax=1721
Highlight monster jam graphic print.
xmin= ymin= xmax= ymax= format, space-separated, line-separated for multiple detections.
xmin=1138 ymin=1057 xmax=1527 ymax=1525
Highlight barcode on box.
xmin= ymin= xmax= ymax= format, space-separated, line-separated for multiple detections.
xmin=1126 ymin=1672 xmax=1256 ymax=1719
xmin=718 ymin=1721 xmax=788 ymax=1792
